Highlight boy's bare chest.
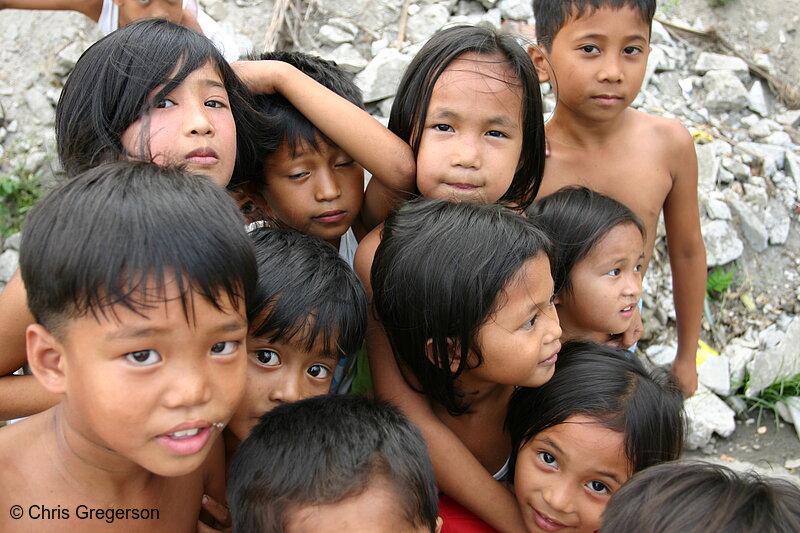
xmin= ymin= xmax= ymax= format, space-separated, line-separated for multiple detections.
xmin=540 ymin=145 xmax=674 ymax=250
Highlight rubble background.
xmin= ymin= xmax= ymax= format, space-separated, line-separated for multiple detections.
xmin=0 ymin=0 xmax=798 ymax=480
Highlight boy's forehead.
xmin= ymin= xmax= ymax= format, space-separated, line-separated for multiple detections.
xmin=564 ymin=3 xmax=650 ymax=33
xmin=284 ymin=479 xmax=424 ymax=533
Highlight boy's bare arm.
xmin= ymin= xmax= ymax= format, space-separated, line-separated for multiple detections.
xmin=0 ymin=0 xmax=102 ymax=20
xmin=663 ymin=123 xmax=706 ymax=397
xmin=232 ymin=60 xmax=415 ymax=227
xmin=354 ymin=232 xmax=525 ymax=533
xmin=0 ymin=272 xmax=58 ymax=419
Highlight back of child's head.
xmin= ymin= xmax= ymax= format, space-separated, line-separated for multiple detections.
xmin=56 ymin=18 xmax=267 ymax=180
xmin=388 ymin=25 xmax=544 ymax=209
xmin=20 ymin=160 xmax=256 ymax=336
xmin=239 ymin=50 xmax=364 ymax=186
xmin=526 ymin=186 xmax=644 ymax=295
xmin=506 ymin=341 xmax=684 ymax=480
xmin=371 ymin=197 xmax=552 ymax=415
xmin=533 ymin=0 xmax=656 ymax=51
xmin=247 ymin=227 xmax=367 ymax=371
xmin=601 ymin=461 xmax=800 ymax=533
xmin=228 ymin=394 xmax=440 ymax=533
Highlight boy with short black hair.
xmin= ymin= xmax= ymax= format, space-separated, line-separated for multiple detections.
xmin=600 ymin=461 xmax=800 ymax=533
xmin=0 ymin=161 xmax=255 ymax=531
xmin=228 ymin=394 xmax=442 ymax=533
xmin=531 ymin=0 xmax=707 ymax=395
xmin=224 ymin=227 xmax=367 ymax=449
xmin=232 ymin=52 xmax=415 ymax=266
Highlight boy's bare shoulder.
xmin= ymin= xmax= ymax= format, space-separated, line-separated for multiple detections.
xmin=0 ymin=413 xmax=56 ymax=495
xmin=628 ymin=108 xmax=694 ymax=160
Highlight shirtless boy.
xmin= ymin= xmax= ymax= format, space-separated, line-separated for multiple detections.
xmin=531 ymin=0 xmax=706 ymax=395
xmin=0 ymin=162 xmax=254 ymax=531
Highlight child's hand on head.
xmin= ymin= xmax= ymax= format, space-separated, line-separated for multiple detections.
xmin=231 ymin=60 xmax=287 ymax=95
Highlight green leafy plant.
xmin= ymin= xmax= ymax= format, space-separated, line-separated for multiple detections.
xmin=0 ymin=171 xmax=41 ymax=236
xmin=737 ymin=373 xmax=800 ymax=427
xmin=706 ymin=265 xmax=735 ymax=299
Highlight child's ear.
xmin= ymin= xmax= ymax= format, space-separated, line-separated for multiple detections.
xmin=424 ymin=338 xmax=462 ymax=374
xmin=435 ymin=516 xmax=443 ymax=533
xmin=527 ymin=44 xmax=552 ymax=83
xmin=26 ymin=324 xmax=67 ymax=394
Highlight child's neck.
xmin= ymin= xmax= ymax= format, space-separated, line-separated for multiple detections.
xmin=49 ymin=406 xmax=158 ymax=498
xmin=548 ymin=106 xmax=633 ymax=149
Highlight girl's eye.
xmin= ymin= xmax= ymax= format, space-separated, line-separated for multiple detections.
xmin=125 ymin=349 xmax=161 ymax=366
xmin=287 ymin=171 xmax=310 ymax=180
xmin=433 ymin=124 xmax=454 ymax=132
xmin=156 ymin=99 xmax=176 ymax=109
xmin=538 ymin=451 xmax=557 ymax=467
xmin=255 ymin=349 xmax=281 ymax=367
xmin=587 ymin=480 xmax=610 ymax=494
xmin=211 ymin=341 xmax=239 ymax=356
xmin=307 ymin=364 xmax=331 ymax=379
xmin=623 ymin=46 xmax=643 ymax=56
xmin=205 ymin=100 xmax=226 ymax=108
xmin=607 ymin=268 xmax=621 ymax=276
xmin=634 ymin=264 xmax=642 ymax=273
xmin=521 ymin=315 xmax=538 ymax=330
xmin=334 ymin=160 xmax=355 ymax=169
xmin=485 ymin=130 xmax=507 ymax=138
xmin=580 ymin=45 xmax=600 ymax=54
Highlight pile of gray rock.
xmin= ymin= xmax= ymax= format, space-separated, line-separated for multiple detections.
xmin=0 ymin=0 xmax=798 ymax=453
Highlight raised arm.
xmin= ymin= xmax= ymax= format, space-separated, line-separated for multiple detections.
xmin=232 ymin=60 xmax=416 ymax=231
xmin=663 ymin=123 xmax=706 ymax=397
xmin=0 ymin=271 xmax=59 ymax=420
xmin=354 ymin=231 xmax=525 ymax=533
xmin=0 ymin=0 xmax=101 ymax=20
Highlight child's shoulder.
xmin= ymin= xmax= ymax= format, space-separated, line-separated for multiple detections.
xmin=0 ymin=413 xmax=56 ymax=494
xmin=353 ymin=223 xmax=384 ymax=289
xmin=628 ymin=108 xmax=694 ymax=155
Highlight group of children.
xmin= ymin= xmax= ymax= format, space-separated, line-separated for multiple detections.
xmin=0 ymin=0 xmax=798 ymax=531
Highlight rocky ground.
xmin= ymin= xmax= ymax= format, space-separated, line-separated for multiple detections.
xmin=0 ymin=0 xmax=798 ymax=480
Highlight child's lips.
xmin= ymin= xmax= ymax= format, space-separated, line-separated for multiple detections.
xmin=313 ymin=210 xmax=347 ymax=223
xmin=592 ymin=94 xmax=623 ymax=106
xmin=185 ymin=148 xmax=220 ymax=165
xmin=539 ymin=343 xmax=561 ymax=366
xmin=532 ymin=509 xmax=567 ymax=532
xmin=156 ymin=421 xmax=216 ymax=456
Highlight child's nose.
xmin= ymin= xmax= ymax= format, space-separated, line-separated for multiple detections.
xmin=623 ymin=271 xmax=642 ymax=300
xmin=185 ymin=103 xmax=215 ymax=136
xmin=543 ymin=480 xmax=576 ymax=514
xmin=597 ymin=55 xmax=624 ymax=83
xmin=314 ymin=171 xmax=342 ymax=202
xmin=546 ymin=305 xmax=562 ymax=342
xmin=268 ymin=374 xmax=301 ymax=404
xmin=450 ymin=136 xmax=481 ymax=170
xmin=164 ymin=362 xmax=213 ymax=408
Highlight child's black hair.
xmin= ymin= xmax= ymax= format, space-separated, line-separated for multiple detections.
xmin=601 ymin=461 xmax=800 ymax=533
xmin=505 ymin=341 xmax=684 ymax=481
xmin=526 ymin=186 xmax=644 ymax=295
xmin=228 ymin=394 xmax=439 ymax=533
xmin=371 ymin=197 xmax=552 ymax=416
xmin=533 ymin=0 xmax=656 ymax=51
xmin=388 ymin=25 xmax=545 ymax=210
xmin=247 ymin=227 xmax=367 ymax=373
xmin=20 ymin=161 xmax=256 ymax=335
xmin=56 ymin=18 xmax=273 ymax=181
xmin=238 ymin=51 xmax=364 ymax=188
